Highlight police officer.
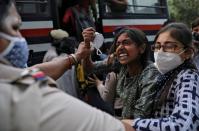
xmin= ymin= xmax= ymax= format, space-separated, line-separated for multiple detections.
xmin=0 ymin=0 xmax=134 ymax=131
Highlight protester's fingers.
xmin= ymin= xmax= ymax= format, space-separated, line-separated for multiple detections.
xmin=82 ymin=30 xmax=95 ymax=36
xmin=85 ymin=41 xmax=91 ymax=48
xmin=87 ymin=80 xmax=96 ymax=84
xmin=75 ymin=42 xmax=92 ymax=60
xmin=83 ymin=27 xmax=95 ymax=32
xmin=82 ymin=28 xmax=95 ymax=37
xmin=82 ymin=27 xmax=95 ymax=44
xmin=83 ymin=34 xmax=94 ymax=47
xmin=78 ymin=41 xmax=90 ymax=49
xmin=92 ymin=74 xmax=99 ymax=80
xmin=88 ymin=76 xmax=95 ymax=81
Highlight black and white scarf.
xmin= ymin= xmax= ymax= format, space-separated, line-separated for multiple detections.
xmin=153 ymin=60 xmax=197 ymax=112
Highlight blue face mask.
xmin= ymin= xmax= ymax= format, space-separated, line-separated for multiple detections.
xmin=0 ymin=32 xmax=29 ymax=68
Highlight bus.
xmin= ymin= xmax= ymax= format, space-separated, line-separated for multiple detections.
xmin=15 ymin=0 xmax=168 ymax=65
xmin=15 ymin=0 xmax=58 ymax=65
xmin=98 ymin=0 xmax=168 ymax=43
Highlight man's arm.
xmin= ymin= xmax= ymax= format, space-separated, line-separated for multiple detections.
xmin=31 ymin=42 xmax=91 ymax=80
xmin=40 ymin=86 xmax=135 ymax=131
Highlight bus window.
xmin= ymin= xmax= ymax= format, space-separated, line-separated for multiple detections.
xmin=103 ymin=0 xmax=166 ymax=16
xmin=15 ymin=0 xmax=56 ymax=65
xmin=16 ymin=0 xmax=51 ymax=20
xmin=129 ymin=0 xmax=161 ymax=14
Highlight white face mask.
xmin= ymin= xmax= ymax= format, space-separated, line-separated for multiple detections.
xmin=90 ymin=32 xmax=104 ymax=55
xmin=154 ymin=50 xmax=185 ymax=74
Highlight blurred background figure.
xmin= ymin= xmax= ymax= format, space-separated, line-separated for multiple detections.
xmin=43 ymin=29 xmax=79 ymax=97
xmin=106 ymin=0 xmax=128 ymax=13
xmin=43 ymin=29 xmax=69 ymax=62
xmin=61 ymin=0 xmax=97 ymax=42
xmin=191 ymin=17 xmax=199 ymax=70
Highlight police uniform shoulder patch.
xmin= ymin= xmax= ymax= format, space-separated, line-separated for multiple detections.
xmin=12 ymin=68 xmax=47 ymax=85
xmin=29 ymin=68 xmax=47 ymax=81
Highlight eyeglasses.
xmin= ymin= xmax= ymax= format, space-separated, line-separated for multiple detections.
xmin=151 ymin=42 xmax=184 ymax=52
xmin=116 ymin=39 xmax=135 ymax=47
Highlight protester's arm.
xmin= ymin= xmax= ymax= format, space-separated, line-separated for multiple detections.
xmin=122 ymin=120 xmax=135 ymax=131
xmin=81 ymin=27 xmax=96 ymax=71
xmin=88 ymin=72 xmax=117 ymax=104
xmin=81 ymin=27 xmax=116 ymax=72
xmin=31 ymin=42 xmax=91 ymax=80
xmin=101 ymin=72 xmax=117 ymax=102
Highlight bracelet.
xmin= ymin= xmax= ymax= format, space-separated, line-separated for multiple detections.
xmin=67 ymin=56 xmax=72 ymax=69
xmin=70 ymin=54 xmax=78 ymax=64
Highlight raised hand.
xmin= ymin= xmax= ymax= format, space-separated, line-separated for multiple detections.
xmin=88 ymin=74 xmax=103 ymax=87
xmin=82 ymin=27 xmax=95 ymax=48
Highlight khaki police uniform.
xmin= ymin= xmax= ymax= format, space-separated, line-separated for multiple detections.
xmin=0 ymin=62 xmax=125 ymax=131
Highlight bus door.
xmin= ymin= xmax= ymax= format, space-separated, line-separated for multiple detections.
xmin=15 ymin=0 xmax=58 ymax=65
xmin=98 ymin=0 xmax=168 ymax=44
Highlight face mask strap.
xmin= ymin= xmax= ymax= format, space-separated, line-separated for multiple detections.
xmin=178 ymin=48 xmax=185 ymax=55
xmin=0 ymin=32 xmax=15 ymax=41
xmin=96 ymin=48 xmax=103 ymax=55
xmin=0 ymin=41 xmax=15 ymax=56
xmin=0 ymin=32 xmax=24 ymax=42
xmin=0 ymin=32 xmax=20 ymax=56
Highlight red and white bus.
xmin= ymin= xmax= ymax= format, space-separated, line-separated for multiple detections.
xmin=16 ymin=0 xmax=168 ymax=65
xmin=16 ymin=0 xmax=59 ymax=65
xmin=98 ymin=0 xmax=168 ymax=43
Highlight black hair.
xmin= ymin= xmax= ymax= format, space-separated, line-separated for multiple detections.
xmin=113 ymin=26 xmax=128 ymax=36
xmin=0 ymin=0 xmax=14 ymax=31
xmin=52 ymin=37 xmax=78 ymax=55
xmin=111 ymin=28 xmax=150 ymax=67
xmin=100 ymin=42 xmax=113 ymax=55
xmin=191 ymin=18 xmax=199 ymax=50
xmin=162 ymin=19 xmax=175 ymax=27
xmin=154 ymin=22 xmax=192 ymax=48
xmin=191 ymin=17 xmax=199 ymax=29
